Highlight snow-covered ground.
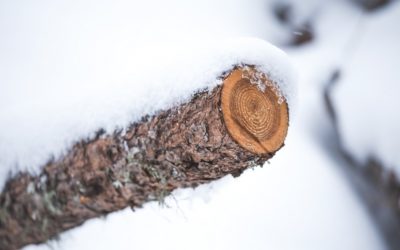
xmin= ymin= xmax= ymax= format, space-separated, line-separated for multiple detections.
xmin=1 ymin=0 xmax=396 ymax=249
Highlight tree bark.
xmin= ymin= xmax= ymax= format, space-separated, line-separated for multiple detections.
xmin=0 ymin=66 xmax=289 ymax=249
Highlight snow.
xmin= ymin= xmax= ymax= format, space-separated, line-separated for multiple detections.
xmin=331 ymin=1 xmax=400 ymax=176
xmin=0 ymin=1 xmax=296 ymax=189
xmin=0 ymin=0 xmax=391 ymax=249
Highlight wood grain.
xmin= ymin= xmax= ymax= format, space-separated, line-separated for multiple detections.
xmin=221 ymin=67 xmax=289 ymax=154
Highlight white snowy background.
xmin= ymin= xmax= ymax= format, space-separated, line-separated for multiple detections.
xmin=0 ymin=0 xmax=398 ymax=249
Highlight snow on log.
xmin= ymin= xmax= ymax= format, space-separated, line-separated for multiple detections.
xmin=0 ymin=66 xmax=289 ymax=249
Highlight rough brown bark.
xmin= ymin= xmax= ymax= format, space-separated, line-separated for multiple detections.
xmin=0 ymin=67 xmax=288 ymax=250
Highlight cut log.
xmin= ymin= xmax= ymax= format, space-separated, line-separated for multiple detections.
xmin=0 ymin=66 xmax=289 ymax=249
xmin=222 ymin=67 xmax=288 ymax=154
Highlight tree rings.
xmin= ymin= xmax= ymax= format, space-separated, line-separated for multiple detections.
xmin=221 ymin=66 xmax=289 ymax=154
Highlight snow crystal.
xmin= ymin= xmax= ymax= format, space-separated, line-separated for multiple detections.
xmin=241 ymin=65 xmax=286 ymax=104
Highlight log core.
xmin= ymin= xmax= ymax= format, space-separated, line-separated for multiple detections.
xmin=221 ymin=67 xmax=289 ymax=154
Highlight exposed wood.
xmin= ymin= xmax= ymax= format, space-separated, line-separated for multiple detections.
xmin=0 ymin=66 xmax=289 ymax=250
xmin=222 ymin=67 xmax=288 ymax=154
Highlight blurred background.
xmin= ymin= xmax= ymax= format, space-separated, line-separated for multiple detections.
xmin=267 ymin=0 xmax=400 ymax=248
xmin=1 ymin=0 xmax=399 ymax=249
